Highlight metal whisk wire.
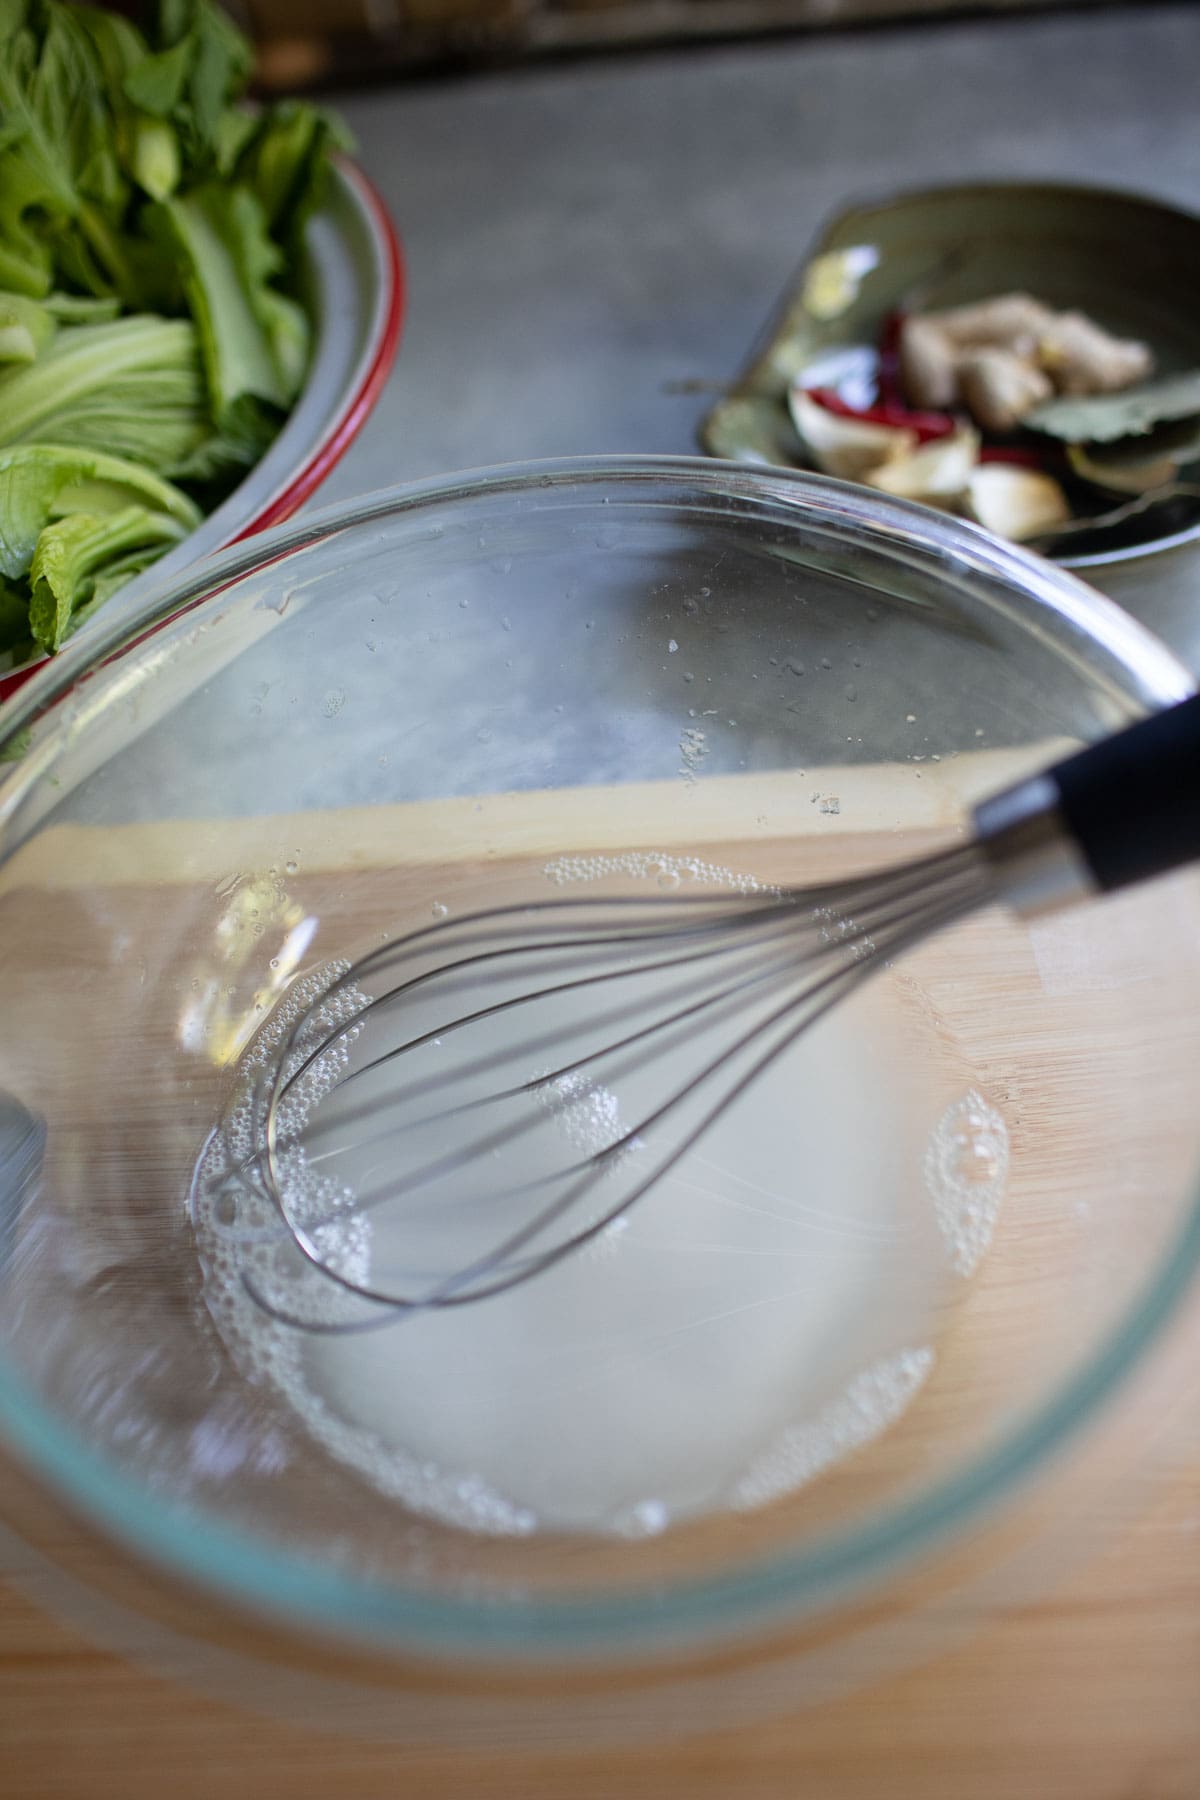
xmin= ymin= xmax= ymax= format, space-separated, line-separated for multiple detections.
xmin=214 ymin=694 xmax=1200 ymax=1331
xmin=245 ymin=841 xmax=997 ymax=1327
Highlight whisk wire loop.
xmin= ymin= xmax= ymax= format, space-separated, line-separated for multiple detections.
xmin=243 ymin=843 xmax=995 ymax=1327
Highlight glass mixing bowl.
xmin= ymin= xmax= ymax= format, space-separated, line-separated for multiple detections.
xmin=1 ymin=457 xmax=1198 ymax=1741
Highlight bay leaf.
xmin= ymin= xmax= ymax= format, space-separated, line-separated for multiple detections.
xmin=1112 ymin=411 xmax=1200 ymax=465
xmin=1026 ymin=369 xmax=1200 ymax=442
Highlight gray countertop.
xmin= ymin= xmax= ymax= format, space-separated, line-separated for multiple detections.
xmin=312 ymin=1 xmax=1200 ymax=668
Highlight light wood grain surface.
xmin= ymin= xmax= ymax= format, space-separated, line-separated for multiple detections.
xmin=2 ymin=1464 xmax=1198 ymax=1800
xmin=2 ymin=765 xmax=1199 ymax=1797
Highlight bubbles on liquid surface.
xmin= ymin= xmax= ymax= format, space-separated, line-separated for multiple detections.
xmin=192 ymin=963 xmax=374 ymax=1337
xmin=732 ymin=1347 xmax=934 ymax=1509
xmin=191 ymin=960 xmax=540 ymax=1538
xmin=534 ymin=1069 xmax=641 ymax=1170
xmin=924 ymin=1089 xmax=1009 ymax=1278
xmin=543 ymin=849 xmax=771 ymax=897
xmin=813 ymin=903 xmax=874 ymax=964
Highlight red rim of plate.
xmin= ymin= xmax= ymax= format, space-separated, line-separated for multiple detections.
xmin=0 ymin=155 xmax=404 ymax=702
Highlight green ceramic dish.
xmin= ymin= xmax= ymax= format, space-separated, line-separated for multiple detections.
xmin=700 ymin=182 xmax=1200 ymax=663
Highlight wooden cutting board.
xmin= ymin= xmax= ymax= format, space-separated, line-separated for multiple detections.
xmin=2 ymin=1465 xmax=1198 ymax=1800
xmin=1 ymin=755 xmax=1198 ymax=1799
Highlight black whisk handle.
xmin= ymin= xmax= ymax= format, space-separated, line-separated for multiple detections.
xmin=1049 ymin=690 xmax=1200 ymax=894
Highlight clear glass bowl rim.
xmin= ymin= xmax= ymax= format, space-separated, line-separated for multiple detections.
xmin=0 ymin=454 xmax=1197 ymax=1661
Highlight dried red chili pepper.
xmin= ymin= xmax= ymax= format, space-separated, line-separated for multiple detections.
xmin=977 ymin=445 xmax=1058 ymax=469
xmin=877 ymin=309 xmax=907 ymax=408
xmin=805 ymin=386 xmax=957 ymax=443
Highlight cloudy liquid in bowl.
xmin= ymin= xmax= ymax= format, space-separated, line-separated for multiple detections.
xmin=191 ymin=851 xmax=1005 ymax=1539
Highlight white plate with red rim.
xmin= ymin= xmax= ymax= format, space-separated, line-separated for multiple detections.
xmin=0 ymin=154 xmax=404 ymax=704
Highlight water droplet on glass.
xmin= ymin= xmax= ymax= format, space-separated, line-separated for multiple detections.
xmin=432 ymin=902 xmax=449 ymax=919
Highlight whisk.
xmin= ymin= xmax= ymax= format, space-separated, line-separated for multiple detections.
xmin=243 ymin=694 xmax=1200 ymax=1326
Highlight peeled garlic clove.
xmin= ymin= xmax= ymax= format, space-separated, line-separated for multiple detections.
xmin=788 ymin=386 xmax=916 ymax=480
xmin=965 ymin=464 xmax=1072 ymax=541
xmin=1068 ymin=441 xmax=1179 ymax=495
xmin=864 ymin=427 xmax=980 ymax=504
